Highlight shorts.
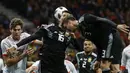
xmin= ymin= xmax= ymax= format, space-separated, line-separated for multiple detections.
xmin=101 ymin=48 xmax=121 ymax=64
xmin=40 ymin=61 xmax=68 ymax=73
xmin=41 ymin=69 xmax=68 ymax=73
xmin=101 ymin=32 xmax=124 ymax=64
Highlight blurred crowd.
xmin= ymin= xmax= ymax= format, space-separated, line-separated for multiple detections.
xmin=0 ymin=0 xmax=130 ymax=26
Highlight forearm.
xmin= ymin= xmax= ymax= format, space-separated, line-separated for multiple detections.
xmin=97 ymin=17 xmax=117 ymax=28
xmin=5 ymin=53 xmax=26 ymax=67
xmin=17 ymin=27 xmax=47 ymax=47
xmin=84 ymin=14 xmax=117 ymax=28
xmin=17 ymin=34 xmax=40 ymax=47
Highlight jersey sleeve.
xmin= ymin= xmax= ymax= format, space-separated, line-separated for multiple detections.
xmin=78 ymin=14 xmax=117 ymax=34
xmin=82 ymin=13 xmax=117 ymax=29
xmin=17 ymin=27 xmax=47 ymax=47
xmin=22 ymin=32 xmax=31 ymax=37
xmin=1 ymin=40 xmax=10 ymax=56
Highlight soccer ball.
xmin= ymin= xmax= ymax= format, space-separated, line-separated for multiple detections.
xmin=54 ymin=6 xmax=68 ymax=21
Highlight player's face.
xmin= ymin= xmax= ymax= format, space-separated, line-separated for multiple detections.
xmin=10 ymin=25 xmax=22 ymax=40
xmin=83 ymin=40 xmax=94 ymax=53
xmin=65 ymin=20 xmax=78 ymax=31
xmin=60 ymin=12 xmax=78 ymax=31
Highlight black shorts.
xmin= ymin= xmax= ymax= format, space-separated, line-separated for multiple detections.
xmin=41 ymin=69 xmax=68 ymax=73
xmin=101 ymin=32 xmax=124 ymax=64
xmin=101 ymin=48 xmax=121 ymax=64
xmin=40 ymin=61 xmax=68 ymax=73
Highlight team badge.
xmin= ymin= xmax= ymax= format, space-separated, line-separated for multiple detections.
xmin=88 ymin=57 xmax=92 ymax=62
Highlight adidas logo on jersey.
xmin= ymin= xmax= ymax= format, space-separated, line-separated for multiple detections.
xmin=110 ymin=56 xmax=114 ymax=58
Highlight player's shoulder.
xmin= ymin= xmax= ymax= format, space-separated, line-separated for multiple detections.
xmin=65 ymin=60 xmax=71 ymax=64
xmin=91 ymin=52 xmax=97 ymax=57
xmin=1 ymin=36 xmax=10 ymax=44
xmin=64 ymin=60 xmax=74 ymax=66
xmin=123 ymin=45 xmax=130 ymax=52
xmin=21 ymin=32 xmax=30 ymax=36
xmin=41 ymin=23 xmax=57 ymax=32
xmin=42 ymin=23 xmax=55 ymax=29
xmin=76 ymin=51 xmax=84 ymax=56
xmin=21 ymin=32 xmax=30 ymax=38
xmin=78 ymin=14 xmax=85 ymax=23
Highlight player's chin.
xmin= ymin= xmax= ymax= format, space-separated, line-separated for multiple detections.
xmin=71 ymin=27 xmax=78 ymax=32
xmin=85 ymin=50 xmax=91 ymax=53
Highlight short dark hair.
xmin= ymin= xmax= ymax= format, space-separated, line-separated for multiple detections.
xmin=10 ymin=18 xmax=23 ymax=29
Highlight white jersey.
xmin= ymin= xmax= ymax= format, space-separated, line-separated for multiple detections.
xmin=64 ymin=60 xmax=77 ymax=73
xmin=27 ymin=60 xmax=40 ymax=73
xmin=121 ymin=45 xmax=130 ymax=73
xmin=1 ymin=32 xmax=30 ymax=73
xmin=28 ymin=60 xmax=77 ymax=73
xmin=32 ymin=60 xmax=40 ymax=67
xmin=32 ymin=60 xmax=40 ymax=73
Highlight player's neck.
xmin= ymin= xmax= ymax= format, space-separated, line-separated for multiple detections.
xmin=13 ymin=37 xmax=20 ymax=41
xmin=84 ymin=51 xmax=92 ymax=55
xmin=11 ymin=35 xmax=20 ymax=41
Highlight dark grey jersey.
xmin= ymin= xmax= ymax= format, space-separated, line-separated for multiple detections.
xmin=73 ymin=51 xmax=97 ymax=73
xmin=16 ymin=24 xmax=79 ymax=72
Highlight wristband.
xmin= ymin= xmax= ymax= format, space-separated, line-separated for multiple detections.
xmin=120 ymin=66 xmax=126 ymax=70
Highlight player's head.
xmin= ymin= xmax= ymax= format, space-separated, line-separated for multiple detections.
xmin=54 ymin=6 xmax=68 ymax=21
xmin=61 ymin=14 xmax=78 ymax=32
xmin=9 ymin=18 xmax=24 ymax=40
xmin=83 ymin=39 xmax=95 ymax=53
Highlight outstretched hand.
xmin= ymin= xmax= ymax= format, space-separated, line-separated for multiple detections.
xmin=26 ymin=48 xmax=35 ymax=56
xmin=117 ymin=24 xmax=129 ymax=34
xmin=6 ymin=47 xmax=19 ymax=58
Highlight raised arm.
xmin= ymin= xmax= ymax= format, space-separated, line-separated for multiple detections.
xmin=16 ymin=27 xmax=47 ymax=47
xmin=79 ymin=14 xmax=117 ymax=29
xmin=1 ymin=40 xmax=26 ymax=67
